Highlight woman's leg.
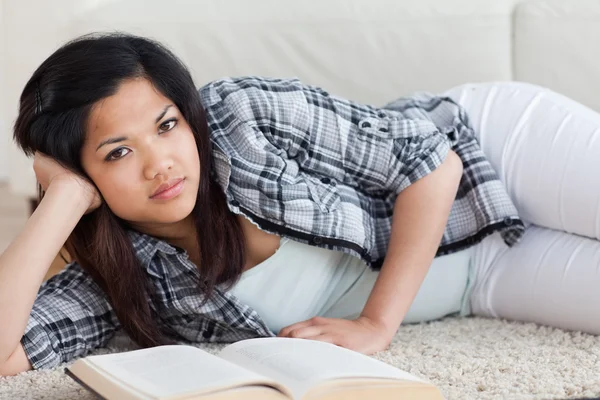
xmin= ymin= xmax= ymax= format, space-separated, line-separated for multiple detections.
xmin=469 ymin=227 xmax=600 ymax=335
xmin=444 ymin=81 xmax=600 ymax=240
xmin=444 ymin=82 xmax=600 ymax=334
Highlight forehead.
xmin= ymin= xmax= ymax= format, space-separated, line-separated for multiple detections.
xmin=87 ymin=78 xmax=171 ymax=138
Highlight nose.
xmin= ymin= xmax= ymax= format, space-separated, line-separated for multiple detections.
xmin=143 ymin=144 xmax=173 ymax=180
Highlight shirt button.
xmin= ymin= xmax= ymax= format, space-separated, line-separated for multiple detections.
xmin=320 ymin=177 xmax=331 ymax=184
xmin=360 ymin=121 xmax=371 ymax=129
xmin=312 ymin=236 xmax=323 ymax=245
xmin=231 ymin=199 xmax=240 ymax=207
xmin=503 ymin=217 xmax=513 ymax=226
xmin=379 ymin=127 xmax=389 ymax=133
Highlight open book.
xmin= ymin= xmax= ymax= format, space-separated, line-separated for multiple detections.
xmin=65 ymin=337 xmax=444 ymax=400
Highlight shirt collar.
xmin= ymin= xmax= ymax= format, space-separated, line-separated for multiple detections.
xmin=126 ymin=229 xmax=181 ymax=279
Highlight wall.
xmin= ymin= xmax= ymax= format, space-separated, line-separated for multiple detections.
xmin=1 ymin=0 xmax=120 ymax=195
xmin=0 ymin=0 xmax=7 ymax=183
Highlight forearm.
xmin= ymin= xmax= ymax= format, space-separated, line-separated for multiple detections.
xmin=360 ymin=150 xmax=463 ymax=337
xmin=0 ymin=182 xmax=88 ymax=362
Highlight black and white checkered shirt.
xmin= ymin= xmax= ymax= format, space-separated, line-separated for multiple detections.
xmin=21 ymin=76 xmax=524 ymax=369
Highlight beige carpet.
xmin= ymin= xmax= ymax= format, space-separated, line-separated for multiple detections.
xmin=1 ymin=316 xmax=599 ymax=400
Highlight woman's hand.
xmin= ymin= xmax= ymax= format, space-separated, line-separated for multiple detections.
xmin=33 ymin=151 xmax=102 ymax=214
xmin=277 ymin=316 xmax=395 ymax=355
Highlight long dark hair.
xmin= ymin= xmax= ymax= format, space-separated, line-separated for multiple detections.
xmin=13 ymin=32 xmax=246 ymax=347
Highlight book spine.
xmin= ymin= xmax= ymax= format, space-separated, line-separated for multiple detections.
xmin=64 ymin=367 xmax=108 ymax=400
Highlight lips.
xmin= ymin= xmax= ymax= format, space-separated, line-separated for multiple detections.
xmin=151 ymin=178 xmax=185 ymax=198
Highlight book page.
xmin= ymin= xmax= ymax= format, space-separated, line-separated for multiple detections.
xmin=219 ymin=338 xmax=425 ymax=399
xmin=85 ymin=345 xmax=283 ymax=399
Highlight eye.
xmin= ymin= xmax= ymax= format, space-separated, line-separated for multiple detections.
xmin=105 ymin=147 xmax=130 ymax=162
xmin=159 ymin=118 xmax=178 ymax=133
xmin=104 ymin=118 xmax=178 ymax=162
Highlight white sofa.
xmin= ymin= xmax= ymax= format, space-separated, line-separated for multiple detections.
xmin=2 ymin=0 xmax=600 ymax=196
xmin=1 ymin=0 xmax=600 ymax=332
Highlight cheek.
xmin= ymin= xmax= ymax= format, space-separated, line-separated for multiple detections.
xmin=179 ymin=129 xmax=201 ymax=173
xmin=97 ymin=170 xmax=143 ymax=218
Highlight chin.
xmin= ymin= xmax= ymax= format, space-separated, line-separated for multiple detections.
xmin=135 ymin=211 xmax=194 ymax=226
xmin=153 ymin=199 xmax=196 ymax=223
xmin=116 ymin=196 xmax=196 ymax=225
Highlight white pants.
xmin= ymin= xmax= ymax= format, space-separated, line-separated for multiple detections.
xmin=442 ymin=82 xmax=600 ymax=335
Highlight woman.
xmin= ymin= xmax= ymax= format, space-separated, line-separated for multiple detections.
xmin=0 ymin=31 xmax=557 ymax=376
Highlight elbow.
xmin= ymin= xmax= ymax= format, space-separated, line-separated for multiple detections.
xmin=0 ymin=346 xmax=33 ymax=376
xmin=0 ymin=363 xmax=14 ymax=377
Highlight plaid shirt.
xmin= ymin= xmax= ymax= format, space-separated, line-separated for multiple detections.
xmin=21 ymin=76 xmax=524 ymax=369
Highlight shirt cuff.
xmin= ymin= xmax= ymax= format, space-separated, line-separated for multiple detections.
xmin=20 ymin=313 xmax=62 ymax=370
xmin=394 ymin=131 xmax=451 ymax=195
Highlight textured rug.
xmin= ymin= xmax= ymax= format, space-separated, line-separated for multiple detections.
xmin=1 ymin=316 xmax=599 ymax=400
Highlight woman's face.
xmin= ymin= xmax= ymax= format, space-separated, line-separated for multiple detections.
xmin=81 ymin=78 xmax=200 ymax=231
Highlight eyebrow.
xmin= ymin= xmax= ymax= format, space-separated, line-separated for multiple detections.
xmin=95 ymin=104 xmax=174 ymax=152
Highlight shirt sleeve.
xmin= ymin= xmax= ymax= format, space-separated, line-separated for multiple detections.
xmin=20 ymin=262 xmax=120 ymax=369
xmin=201 ymin=76 xmax=451 ymax=198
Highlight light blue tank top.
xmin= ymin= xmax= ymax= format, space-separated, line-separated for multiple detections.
xmin=229 ymin=237 xmax=473 ymax=333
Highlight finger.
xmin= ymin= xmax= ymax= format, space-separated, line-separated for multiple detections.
xmin=278 ymin=318 xmax=319 ymax=337
xmin=283 ymin=325 xmax=324 ymax=339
